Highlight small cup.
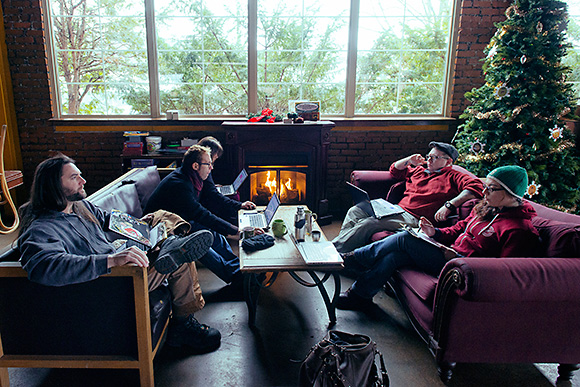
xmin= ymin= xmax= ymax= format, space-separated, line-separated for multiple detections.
xmin=272 ymin=219 xmax=288 ymax=238
xmin=240 ymin=227 xmax=254 ymax=239
xmin=311 ymin=230 xmax=321 ymax=242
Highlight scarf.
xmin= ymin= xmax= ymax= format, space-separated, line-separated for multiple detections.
xmin=185 ymin=167 xmax=204 ymax=195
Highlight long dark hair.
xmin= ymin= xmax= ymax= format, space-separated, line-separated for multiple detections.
xmin=474 ymin=199 xmax=500 ymax=221
xmin=19 ymin=153 xmax=96 ymax=235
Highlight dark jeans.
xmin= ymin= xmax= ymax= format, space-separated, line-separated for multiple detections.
xmin=350 ymin=231 xmax=448 ymax=299
xmin=189 ymin=223 xmax=240 ymax=284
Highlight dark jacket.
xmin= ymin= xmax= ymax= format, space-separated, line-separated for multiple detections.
xmin=144 ymin=167 xmax=239 ymax=235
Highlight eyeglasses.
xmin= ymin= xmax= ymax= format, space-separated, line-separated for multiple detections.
xmin=199 ymin=162 xmax=213 ymax=167
xmin=425 ymin=154 xmax=449 ymax=161
xmin=483 ymin=184 xmax=505 ymax=192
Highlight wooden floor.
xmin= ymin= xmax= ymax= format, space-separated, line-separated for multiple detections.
xmin=2 ymin=221 xmax=578 ymax=386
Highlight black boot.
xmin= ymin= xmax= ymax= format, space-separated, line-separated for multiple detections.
xmin=154 ymin=230 xmax=214 ymax=274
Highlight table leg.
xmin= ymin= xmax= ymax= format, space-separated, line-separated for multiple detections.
xmin=244 ymin=273 xmax=259 ymax=327
xmin=306 ymin=271 xmax=341 ymax=326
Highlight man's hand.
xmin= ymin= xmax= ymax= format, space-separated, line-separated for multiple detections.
xmin=419 ymin=217 xmax=436 ymax=237
xmin=107 ymin=246 xmax=149 ymax=269
xmin=394 ymin=153 xmax=426 ymax=169
xmin=434 ymin=206 xmax=452 ymax=222
xmin=241 ymin=201 xmax=256 ymax=210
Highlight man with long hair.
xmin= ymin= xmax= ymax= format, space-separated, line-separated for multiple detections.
xmin=18 ymin=153 xmax=222 ymax=353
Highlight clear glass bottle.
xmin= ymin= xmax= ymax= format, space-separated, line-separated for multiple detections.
xmin=294 ymin=206 xmax=306 ymax=242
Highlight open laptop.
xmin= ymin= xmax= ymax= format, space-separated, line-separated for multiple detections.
xmin=346 ymin=181 xmax=404 ymax=219
xmin=217 ymin=169 xmax=248 ymax=196
xmin=238 ymin=193 xmax=280 ymax=229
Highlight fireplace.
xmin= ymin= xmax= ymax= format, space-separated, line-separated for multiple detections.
xmin=223 ymin=121 xmax=334 ymax=225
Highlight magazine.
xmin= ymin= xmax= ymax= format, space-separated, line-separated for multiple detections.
xmin=108 ymin=209 xmax=167 ymax=248
xmin=403 ymin=225 xmax=458 ymax=260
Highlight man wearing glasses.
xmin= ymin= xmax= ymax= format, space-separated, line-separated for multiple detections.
xmin=333 ymin=142 xmax=485 ymax=253
xmin=145 ymin=145 xmax=246 ymax=292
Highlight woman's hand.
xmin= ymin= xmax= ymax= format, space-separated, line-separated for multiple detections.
xmin=419 ymin=216 xmax=436 ymax=237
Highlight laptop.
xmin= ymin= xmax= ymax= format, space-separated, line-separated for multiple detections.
xmin=238 ymin=193 xmax=280 ymax=229
xmin=217 ymin=169 xmax=248 ymax=196
xmin=346 ymin=181 xmax=404 ymax=219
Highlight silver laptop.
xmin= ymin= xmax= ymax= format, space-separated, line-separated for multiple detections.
xmin=217 ymin=169 xmax=248 ymax=196
xmin=238 ymin=193 xmax=280 ymax=229
xmin=346 ymin=181 xmax=404 ymax=219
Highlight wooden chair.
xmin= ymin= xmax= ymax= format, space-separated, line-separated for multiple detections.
xmin=0 ymin=125 xmax=22 ymax=234
xmin=0 ymin=260 xmax=171 ymax=387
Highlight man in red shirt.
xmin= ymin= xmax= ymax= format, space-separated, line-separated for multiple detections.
xmin=332 ymin=142 xmax=484 ymax=252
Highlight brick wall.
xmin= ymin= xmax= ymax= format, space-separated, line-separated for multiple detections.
xmin=1 ymin=0 xmax=510 ymax=214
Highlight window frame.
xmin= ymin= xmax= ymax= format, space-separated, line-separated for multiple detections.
xmin=43 ymin=0 xmax=462 ymax=119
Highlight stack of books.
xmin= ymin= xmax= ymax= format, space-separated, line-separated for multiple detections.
xmin=123 ymin=131 xmax=149 ymax=156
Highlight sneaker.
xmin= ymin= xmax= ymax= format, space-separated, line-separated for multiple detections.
xmin=336 ymin=288 xmax=375 ymax=311
xmin=166 ymin=314 xmax=221 ymax=353
xmin=154 ymin=230 xmax=214 ymax=275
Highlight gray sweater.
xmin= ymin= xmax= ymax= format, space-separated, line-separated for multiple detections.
xmin=19 ymin=201 xmax=115 ymax=287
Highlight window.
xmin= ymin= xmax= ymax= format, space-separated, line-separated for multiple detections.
xmin=565 ymin=1 xmax=580 ymax=100
xmin=45 ymin=0 xmax=458 ymax=117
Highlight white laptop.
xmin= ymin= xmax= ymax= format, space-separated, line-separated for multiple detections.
xmin=217 ymin=169 xmax=248 ymax=196
xmin=346 ymin=181 xmax=404 ymax=219
xmin=238 ymin=193 xmax=280 ymax=229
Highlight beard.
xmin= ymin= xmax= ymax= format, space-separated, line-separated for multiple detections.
xmin=65 ymin=189 xmax=86 ymax=202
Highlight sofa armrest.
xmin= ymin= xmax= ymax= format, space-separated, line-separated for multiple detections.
xmin=436 ymin=257 xmax=580 ymax=303
xmin=350 ymin=170 xmax=400 ymax=200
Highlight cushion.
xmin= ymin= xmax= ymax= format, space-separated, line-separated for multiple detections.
xmin=532 ymin=217 xmax=580 ymax=258
xmin=90 ymin=183 xmax=143 ymax=218
xmin=394 ymin=268 xmax=438 ymax=304
xmin=123 ymin=166 xmax=160 ymax=211
xmin=386 ymin=181 xmax=406 ymax=204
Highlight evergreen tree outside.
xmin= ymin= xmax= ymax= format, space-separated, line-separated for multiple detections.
xmin=455 ymin=0 xmax=580 ymax=212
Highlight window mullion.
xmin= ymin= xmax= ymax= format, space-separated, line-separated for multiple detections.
xmin=145 ymin=0 xmax=161 ymax=117
xmin=345 ymin=0 xmax=359 ymax=118
xmin=248 ymin=0 xmax=258 ymax=114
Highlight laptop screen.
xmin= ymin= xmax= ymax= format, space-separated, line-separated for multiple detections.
xmin=232 ymin=169 xmax=248 ymax=191
xmin=263 ymin=193 xmax=280 ymax=225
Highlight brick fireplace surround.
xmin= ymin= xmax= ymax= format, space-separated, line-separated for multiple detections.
xmin=1 ymin=0 xmax=513 ymax=217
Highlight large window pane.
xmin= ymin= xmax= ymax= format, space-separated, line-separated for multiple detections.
xmin=565 ymin=1 xmax=580 ymax=99
xmin=256 ymin=1 xmax=350 ymax=115
xmin=50 ymin=0 xmax=148 ymax=115
xmin=356 ymin=0 xmax=453 ymax=114
xmin=155 ymin=0 xmax=248 ymax=115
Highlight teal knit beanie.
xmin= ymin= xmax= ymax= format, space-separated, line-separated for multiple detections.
xmin=486 ymin=165 xmax=528 ymax=198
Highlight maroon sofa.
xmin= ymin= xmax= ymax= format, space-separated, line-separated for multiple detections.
xmin=350 ymin=167 xmax=580 ymax=383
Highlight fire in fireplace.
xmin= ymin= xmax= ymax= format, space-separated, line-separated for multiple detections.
xmin=249 ymin=167 xmax=307 ymax=205
xmin=223 ymin=120 xmax=335 ymax=225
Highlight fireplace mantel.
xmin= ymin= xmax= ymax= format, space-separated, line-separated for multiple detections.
xmin=222 ymin=121 xmax=334 ymax=224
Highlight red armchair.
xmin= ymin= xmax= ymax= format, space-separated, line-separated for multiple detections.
xmin=350 ymin=168 xmax=580 ymax=383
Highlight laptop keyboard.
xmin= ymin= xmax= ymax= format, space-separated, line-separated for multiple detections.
xmin=248 ymin=214 xmax=265 ymax=228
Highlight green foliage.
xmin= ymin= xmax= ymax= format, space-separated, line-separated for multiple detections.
xmin=455 ymin=0 xmax=580 ymax=212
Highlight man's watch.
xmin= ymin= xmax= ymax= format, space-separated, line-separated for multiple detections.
xmin=444 ymin=201 xmax=456 ymax=211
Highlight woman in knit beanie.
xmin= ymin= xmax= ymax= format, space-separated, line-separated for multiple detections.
xmin=337 ymin=165 xmax=541 ymax=311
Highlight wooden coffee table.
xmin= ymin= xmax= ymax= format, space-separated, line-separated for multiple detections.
xmin=239 ymin=205 xmax=343 ymax=327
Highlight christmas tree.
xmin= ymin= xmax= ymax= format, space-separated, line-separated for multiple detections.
xmin=454 ymin=0 xmax=580 ymax=212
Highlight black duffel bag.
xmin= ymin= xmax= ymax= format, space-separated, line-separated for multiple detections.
xmin=298 ymin=330 xmax=389 ymax=387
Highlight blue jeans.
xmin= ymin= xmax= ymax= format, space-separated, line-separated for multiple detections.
xmin=350 ymin=231 xmax=448 ymax=299
xmin=190 ymin=223 xmax=240 ymax=284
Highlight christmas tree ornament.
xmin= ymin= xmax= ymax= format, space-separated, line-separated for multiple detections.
xmin=536 ymin=22 xmax=543 ymax=33
xmin=520 ymin=55 xmax=527 ymax=64
xmin=469 ymin=139 xmax=485 ymax=154
xmin=526 ymin=181 xmax=541 ymax=197
xmin=549 ymin=126 xmax=563 ymax=141
xmin=487 ymin=45 xmax=498 ymax=59
xmin=493 ymin=83 xmax=512 ymax=99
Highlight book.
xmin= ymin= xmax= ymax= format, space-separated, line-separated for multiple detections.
xmin=108 ymin=209 xmax=167 ymax=248
xmin=403 ymin=226 xmax=458 ymax=260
